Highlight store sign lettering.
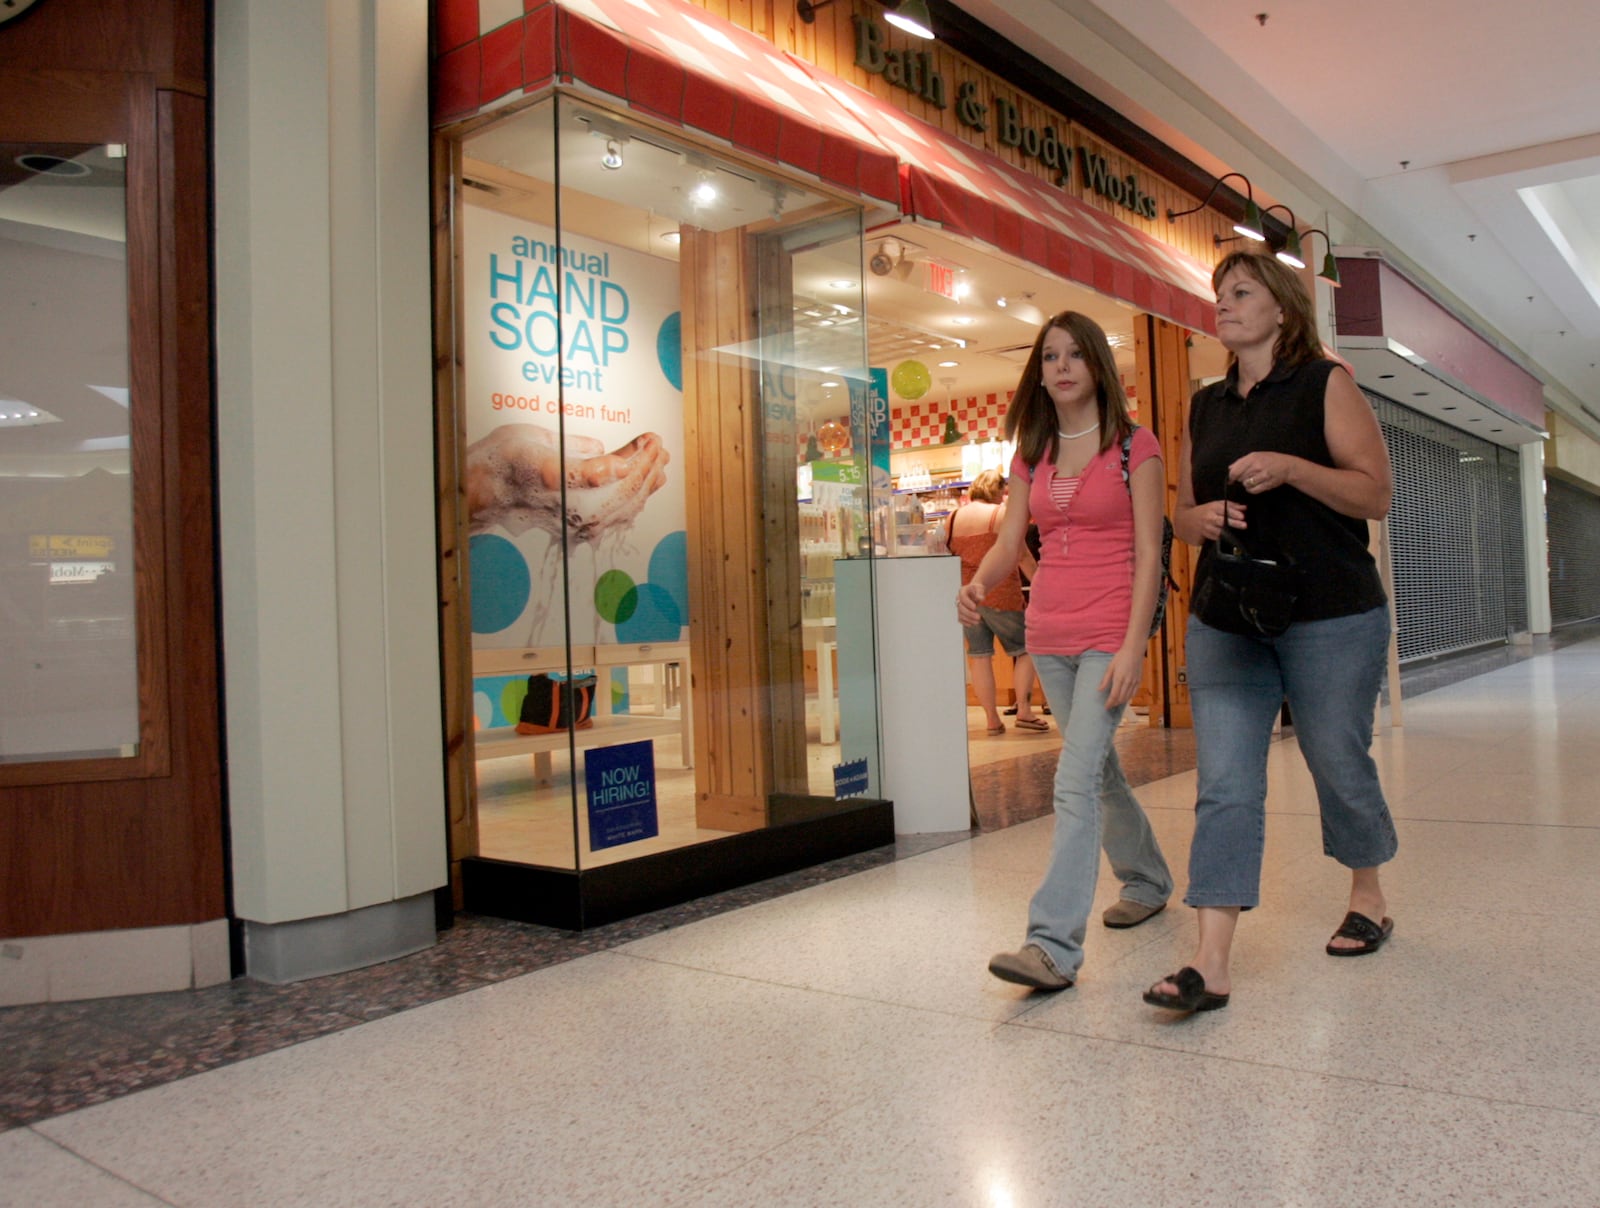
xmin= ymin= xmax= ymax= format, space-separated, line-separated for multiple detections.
xmin=1080 ymin=150 xmax=1158 ymax=220
xmin=854 ymin=15 xmax=1156 ymax=207
xmin=852 ymin=16 xmax=946 ymax=108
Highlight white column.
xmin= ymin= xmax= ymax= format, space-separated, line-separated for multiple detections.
xmin=213 ymin=0 xmax=445 ymax=977
xmin=1521 ymin=440 xmax=1552 ymax=636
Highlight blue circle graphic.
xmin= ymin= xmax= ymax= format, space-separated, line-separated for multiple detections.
xmin=648 ymin=531 xmax=690 ymax=623
xmin=469 ymin=534 xmax=531 ymax=634
xmin=657 ymin=312 xmax=683 ymax=392
xmin=615 ymin=582 xmax=683 ymax=643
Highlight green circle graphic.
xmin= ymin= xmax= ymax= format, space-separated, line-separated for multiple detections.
xmin=595 ymin=569 xmax=639 ymax=624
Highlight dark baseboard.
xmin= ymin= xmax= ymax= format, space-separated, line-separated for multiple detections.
xmin=462 ymin=797 xmax=895 ymax=930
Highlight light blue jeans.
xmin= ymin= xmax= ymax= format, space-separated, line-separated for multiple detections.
xmin=1185 ymin=605 xmax=1398 ymax=908
xmin=1024 ymin=652 xmax=1174 ymax=976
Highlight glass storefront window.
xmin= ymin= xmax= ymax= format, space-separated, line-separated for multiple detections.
xmin=0 ymin=143 xmax=137 ymax=764
xmin=454 ymin=100 xmax=882 ymax=873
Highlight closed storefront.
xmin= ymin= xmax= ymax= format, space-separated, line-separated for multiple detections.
xmin=1546 ymin=476 xmax=1600 ymax=625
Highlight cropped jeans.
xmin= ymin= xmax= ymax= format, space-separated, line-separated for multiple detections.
xmin=1184 ymin=605 xmax=1398 ymax=909
xmin=1024 ymin=651 xmax=1174 ymax=977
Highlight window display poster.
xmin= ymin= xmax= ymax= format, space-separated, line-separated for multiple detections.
xmin=463 ymin=206 xmax=688 ymax=651
xmin=833 ymin=757 xmax=870 ymax=799
xmin=586 ymin=739 xmax=659 ymax=850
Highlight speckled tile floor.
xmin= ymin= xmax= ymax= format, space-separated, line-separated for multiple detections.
xmin=4 ymin=624 xmax=1599 ymax=1204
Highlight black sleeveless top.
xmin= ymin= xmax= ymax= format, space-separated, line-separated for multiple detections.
xmin=1189 ymin=358 xmax=1386 ymax=623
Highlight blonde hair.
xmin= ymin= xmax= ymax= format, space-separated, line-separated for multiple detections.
xmin=968 ymin=467 xmax=1006 ymax=503
xmin=1004 ymin=311 xmax=1133 ymax=470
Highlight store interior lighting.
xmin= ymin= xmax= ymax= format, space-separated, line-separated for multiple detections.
xmin=601 ymin=138 xmax=624 ymax=170
xmin=1168 ymin=171 xmax=1265 ymax=242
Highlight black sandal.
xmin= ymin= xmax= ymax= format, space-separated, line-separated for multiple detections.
xmin=1143 ymin=966 xmax=1229 ymax=1013
xmin=1326 ymin=911 xmax=1393 ymax=957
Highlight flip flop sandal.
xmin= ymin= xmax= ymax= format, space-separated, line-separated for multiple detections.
xmin=1326 ymin=911 xmax=1394 ymax=956
xmin=985 ymin=723 xmax=1006 ymax=736
xmin=1013 ymin=717 xmax=1049 ymax=732
xmin=1142 ymin=966 xmax=1229 ymax=1013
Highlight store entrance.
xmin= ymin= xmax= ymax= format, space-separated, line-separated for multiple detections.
xmin=800 ymin=224 xmax=1227 ymax=826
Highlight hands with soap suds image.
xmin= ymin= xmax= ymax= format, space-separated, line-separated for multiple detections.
xmin=466 ymin=423 xmax=669 ymax=543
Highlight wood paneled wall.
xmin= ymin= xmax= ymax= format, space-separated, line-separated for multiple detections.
xmin=0 ymin=0 xmax=223 ymax=937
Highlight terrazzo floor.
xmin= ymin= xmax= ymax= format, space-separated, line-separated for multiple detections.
xmin=4 ymin=623 xmax=1599 ymax=1204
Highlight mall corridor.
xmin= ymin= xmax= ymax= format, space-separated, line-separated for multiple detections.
xmin=5 ymin=632 xmax=1600 ymax=1205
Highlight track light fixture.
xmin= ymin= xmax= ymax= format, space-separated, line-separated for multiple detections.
xmin=601 ymin=138 xmax=624 ymax=170
xmin=1168 ymin=171 xmax=1265 ymax=242
xmin=1299 ymin=228 xmax=1342 ymax=288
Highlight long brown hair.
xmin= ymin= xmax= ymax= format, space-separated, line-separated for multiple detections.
xmin=1212 ymin=251 xmax=1323 ymax=368
xmin=1004 ymin=311 xmax=1134 ymax=470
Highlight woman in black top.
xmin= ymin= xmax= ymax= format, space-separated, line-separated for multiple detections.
xmin=1145 ymin=252 xmax=1399 ymax=1015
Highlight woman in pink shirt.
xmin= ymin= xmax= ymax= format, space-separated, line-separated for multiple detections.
xmin=957 ymin=312 xmax=1173 ymax=991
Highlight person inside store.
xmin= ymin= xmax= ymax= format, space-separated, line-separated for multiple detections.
xmin=957 ymin=311 xmax=1173 ymax=992
xmin=1143 ymin=251 xmax=1397 ymax=1017
xmin=947 ymin=468 xmax=1047 ymax=737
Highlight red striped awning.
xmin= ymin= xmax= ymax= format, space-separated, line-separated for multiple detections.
xmin=795 ymin=66 xmax=1218 ymax=335
xmin=434 ymin=0 xmax=902 ymax=209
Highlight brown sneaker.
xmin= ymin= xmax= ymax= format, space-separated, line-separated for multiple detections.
xmin=987 ymin=943 xmax=1073 ymax=990
xmin=1102 ymin=899 xmax=1167 ymax=929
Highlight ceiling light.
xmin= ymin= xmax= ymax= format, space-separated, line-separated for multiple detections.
xmin=938 ymin=360 xmax=959 ymax=368
xmin=660 ymin=231 xmax=681 ymax=245
xmin=995 ymin=296 xmax=1008 ymax=308
xmin=601 ymin=139 xmax=624 ymax=170
xmin=691 ymin=174 xmax=717 ymax=205
xmin=1263 ymin=209 xmax=1305 ymax=268
xmin=950 ymin=317 xmax=976 ymax=326
xmin=828 ymin=279 xmax=856 ymax=289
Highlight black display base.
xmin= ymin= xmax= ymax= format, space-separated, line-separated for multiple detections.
xmin=462 ymin=797 xmax=894 ymax=931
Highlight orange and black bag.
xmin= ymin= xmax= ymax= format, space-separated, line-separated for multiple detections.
xmin=515 ymin=672 xmax=596 ymax=735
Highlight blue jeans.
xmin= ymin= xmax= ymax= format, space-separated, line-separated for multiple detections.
xmin=1025 ymin=652 xmax=1174 ymax=976
xmin=1185 ymin=605 xmax=1398 ymax=908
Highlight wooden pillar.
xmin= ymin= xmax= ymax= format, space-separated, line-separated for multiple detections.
xmin=1133 ymin=314 xmax=1195 ymax=729
xmin=680 ymin=224 xmax=803 ymax=830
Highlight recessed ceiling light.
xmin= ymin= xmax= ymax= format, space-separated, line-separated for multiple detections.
xmin=828 ymin=279 xmax=856 ymax=289
xmin=951 ymin=317 xmax=976 ymax=326
xmin=938 ymin=361 xmax=959 ymax=368
xmin=821 ymin=380 xmax=840 ymax=388
xmin=660 ymin=231 xmax=681 ymax=245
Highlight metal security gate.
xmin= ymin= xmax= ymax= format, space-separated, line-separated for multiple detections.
xmin=1370 ymin=393 xmax=1528 ymax=662
xmin=1546 ymin=476 xmax=1600 ymax=625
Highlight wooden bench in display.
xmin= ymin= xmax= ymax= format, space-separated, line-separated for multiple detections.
xmin=472 ymin=642 xmax=693 ymax=783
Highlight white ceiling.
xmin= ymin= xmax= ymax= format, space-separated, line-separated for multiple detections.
xmin=949 ymin=0 xmax=1600 ymax=437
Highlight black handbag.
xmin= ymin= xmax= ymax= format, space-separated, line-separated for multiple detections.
xmin=1191 ymin=480 xmax=1299 ymax=638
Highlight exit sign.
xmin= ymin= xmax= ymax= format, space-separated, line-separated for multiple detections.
xmin=925 ymin=261 xmax=957 ymax=300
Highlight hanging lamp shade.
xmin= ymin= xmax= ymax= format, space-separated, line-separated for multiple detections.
xmin=1319 ymin=251 xmax=1342 ymax=287
xmin=1275 ymin=227 xmax=1306 ymax=269
xmin=941 ymin=413 xmax=961 ymax=444
xmin=884 ymin=0 xmax=935 ymax=39
xmin=1233 ymin=198 xmax=1266 ymax=242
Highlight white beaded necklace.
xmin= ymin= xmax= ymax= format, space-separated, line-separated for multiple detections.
xmin=1057 ymin=423 xmax=1098 ymax=439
